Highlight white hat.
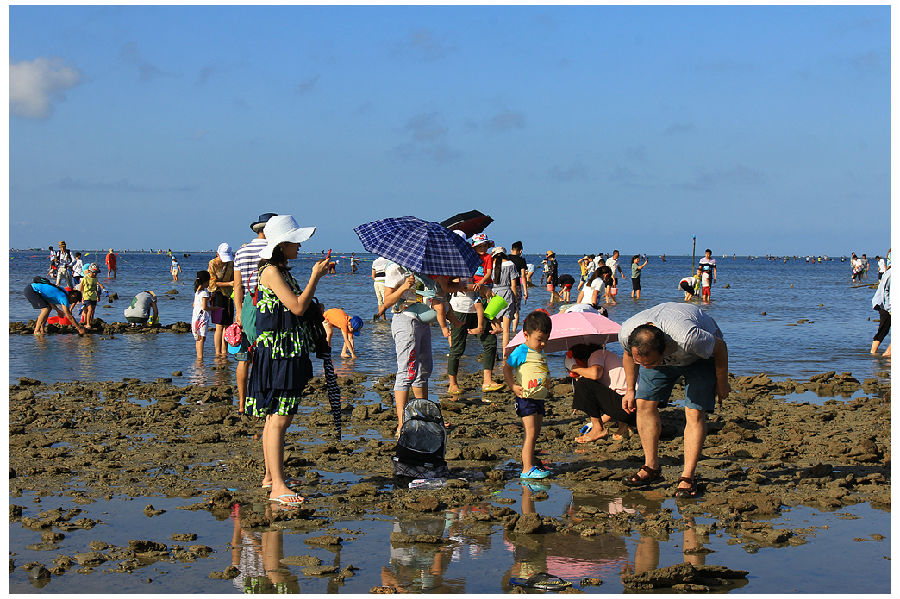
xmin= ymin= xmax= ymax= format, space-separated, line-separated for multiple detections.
xmin=217 ymin=242 xmax=234 ymax=262
xmin=490 ymin=246 xmax=506 ymax=256
xmin=259 ymin=215 xmax=316 ymax=260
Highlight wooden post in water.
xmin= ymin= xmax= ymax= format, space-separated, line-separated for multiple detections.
xmin=692 ymin=236 xmax=696 ymax=271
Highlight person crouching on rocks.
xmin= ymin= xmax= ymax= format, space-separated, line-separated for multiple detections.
xmin=24 ymin=279 xmax=85 ymax=336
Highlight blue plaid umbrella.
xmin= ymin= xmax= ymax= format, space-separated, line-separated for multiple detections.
xmin=353 ymin=216 xmax=482 ymax=277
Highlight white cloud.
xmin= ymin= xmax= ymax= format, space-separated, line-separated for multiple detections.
xmin=10 ymin=57 xmax=81 ymax=119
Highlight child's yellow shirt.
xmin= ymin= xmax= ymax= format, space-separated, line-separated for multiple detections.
xmin=507 ymin=344 xmax=550 ymax=400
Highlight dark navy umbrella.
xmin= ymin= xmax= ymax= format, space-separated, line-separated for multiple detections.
xmin=353 ymin=216 xmax=482 ymax=277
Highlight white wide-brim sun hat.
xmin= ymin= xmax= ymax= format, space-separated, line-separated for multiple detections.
xmin=259 ymin=215 xmax=316 ymax=260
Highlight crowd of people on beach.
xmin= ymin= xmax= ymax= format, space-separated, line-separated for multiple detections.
xmin=22 ymin=226 xmax=892 ymax=505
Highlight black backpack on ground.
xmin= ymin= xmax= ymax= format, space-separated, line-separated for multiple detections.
xmin=392 ymin=398 xmax=450 ymax=479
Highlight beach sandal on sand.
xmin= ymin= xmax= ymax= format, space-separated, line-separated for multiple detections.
xmin=623 ymin=465 xmax=663 ymax=488
xmin=673 ymin=476 xmax=700 ymax=498
xmin=482 ymin=383 xmax=504 ymax=393
xmin=447 ymin=387 xmax=463 ymax=396
xmin=509 ymin=572 xmax=572 ymax=591
xmin=269 ymin=493 xmax=305 ymax=506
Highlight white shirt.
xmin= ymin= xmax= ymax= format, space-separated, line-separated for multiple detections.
xmin=192 ymin=290 xmax=209 ymax=322
xmin=449 ymin=278 xmax=477 ymax=313
xmin=383 ymin=262 xmax=417 ymax=312
xmin=372 ymin=257 xmax=389 ymax=283
xmin=583 ymin=277 xmax=606 ymax=305
xmin=605 ymin=257 xmax=619 ymax=275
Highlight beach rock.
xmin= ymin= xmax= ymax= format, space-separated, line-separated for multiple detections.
xmin=514 ymin=512 xmax=543 ymax=534
xmin=143 ymin=504 xmax=166 ymax=517
xmin=303 ymin=565 xmax=339 ymax=576
xmin=73 ymin=552 xmax=107 ymax=566
xmin=281 ymin=555 xmax=321 ymax=567
xmin=129 ymin=540 xmax=168 ymax=554
xmin=622 ymin=563 xmax=748 ymax=589
xmin=304 ymin=535 xmax=342 ymax=547
xmin=209 ymin=565 xmax=240 ymax=579
xmin=171 ymin=533 xmax=197 ymax=542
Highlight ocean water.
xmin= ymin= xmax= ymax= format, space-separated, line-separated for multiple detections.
xmin=9 ymin=250 xmax=890 ymax=387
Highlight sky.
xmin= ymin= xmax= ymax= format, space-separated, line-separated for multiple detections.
xmin=8 ymin=4 xmax=891 ymax=256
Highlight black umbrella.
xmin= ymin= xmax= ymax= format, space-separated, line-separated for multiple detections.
xmin=440 ymin=210 xmax=494 ymax=237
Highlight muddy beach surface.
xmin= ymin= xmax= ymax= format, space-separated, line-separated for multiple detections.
xmin=9 ymin=368 xmax=891 ymax=593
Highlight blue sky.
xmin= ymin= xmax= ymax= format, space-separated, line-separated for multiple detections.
xmin=9 ymin=5 xmax=890 ymax=255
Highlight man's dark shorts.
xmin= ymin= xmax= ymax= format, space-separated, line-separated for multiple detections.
xmin=515 ymin=396 xmax=546 ymax=418
xmin=637 ymin=357 xmax=716 ymax=413
xmin=24 ymin=285 xmax=51 ymax=310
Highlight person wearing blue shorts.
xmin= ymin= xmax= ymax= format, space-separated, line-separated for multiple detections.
xmin=618 ymin=303 xmax=730 ymax=498
xmin=503 ymin=310 xmax=553 ymax=480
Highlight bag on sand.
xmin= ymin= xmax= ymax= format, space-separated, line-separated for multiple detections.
xmin=392 ymin=398 xmax=449 ymax=479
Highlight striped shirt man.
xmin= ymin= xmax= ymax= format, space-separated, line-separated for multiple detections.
xmin=234 ymin=238 xmax=268 ymax=299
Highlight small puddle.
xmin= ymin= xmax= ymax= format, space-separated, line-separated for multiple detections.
xmin=773 ymin=389 xmax=869 ymax=404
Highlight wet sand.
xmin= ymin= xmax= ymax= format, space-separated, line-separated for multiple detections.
xmin=8 ymin=367 xmax=891 ymax=591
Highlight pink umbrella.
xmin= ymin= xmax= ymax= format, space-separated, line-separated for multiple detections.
xmin=506 ymin=311 xmax=621 ymax=353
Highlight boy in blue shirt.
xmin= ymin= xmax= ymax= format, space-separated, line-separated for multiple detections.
xmin=503 ymin=310 xmax=553 ymax=479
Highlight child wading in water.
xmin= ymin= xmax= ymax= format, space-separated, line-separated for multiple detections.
xmin=630 ymin=254 xmax=648 ymax=299
xmin=503 ymin=310 xmax=553 ymax=479
xmin=78 ymin=263 xmax=104 ymax=330
xmin=192 ymin=271 xmax=211 ymax=359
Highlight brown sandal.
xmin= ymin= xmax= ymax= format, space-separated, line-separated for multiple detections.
xmin=623 ymin=465 xmax=663 ymax=487
xmin=674 ymin=476 xmax=699 ymax=498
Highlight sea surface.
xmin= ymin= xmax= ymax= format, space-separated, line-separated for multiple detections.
xmin=8 ymin=250 xmax=892 ymax=593
xmin=9 ymin=250 xmax=891 ymax=387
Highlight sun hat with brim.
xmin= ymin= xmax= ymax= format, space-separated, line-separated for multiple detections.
xmin=349 ymin=315 xmax=363 ymax=336
xmin=491 ymin=246 xmax=506 ymax=256
xmin=217 ymin=242 xmax=234 ymax=262
xmin=259 ymin=215 xmax=316 ymax=260
xmin=251 ymin=212 xmax=278 ymax=232
xmin=471 ymin=232 xmax=491 ymax=247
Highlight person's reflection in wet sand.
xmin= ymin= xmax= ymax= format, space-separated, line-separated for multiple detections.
xmin=502 ymin=483 xmax=549 ymax=589
xmin=380 ymin=514 xmax=462 ymax=592
xmin=229 ymin=503 xmax=300 ymax=593
xmin=628 ymin=513 xmax=708 ymax=576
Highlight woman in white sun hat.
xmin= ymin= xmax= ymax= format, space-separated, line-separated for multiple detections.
xmin=245 ymin=215 xmax=331 ymax=506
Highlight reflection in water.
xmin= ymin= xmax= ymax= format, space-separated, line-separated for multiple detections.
xmin=186 ymin=354 xmax=235 ymax=387
xmin=229 ymin=503 xmax=300 ymax=594
xmin=503 ymin=483 xmax=549 ymax=587
xmin=381 ymin=515 xmax=465 ymax=592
